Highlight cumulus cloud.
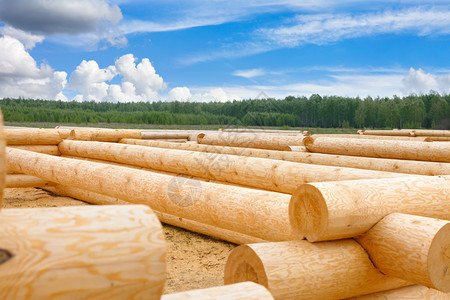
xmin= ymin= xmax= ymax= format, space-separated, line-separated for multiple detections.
xmin=402 ymin=68 xmax=450 ymax=94
xmin=233 ymin=68 xmax=266 ymax=78
xmin=0 ymin=25 xmax=44 ymax=50
xmin=168 ymin=87 xmax=192 ymax=101
xmin=189 ymin=88 xmax=242 ymax=102
xmin=0 ymin=35 xmax=67 ymax=100
xmin=68 ymin=54 xmax=167 ymax=102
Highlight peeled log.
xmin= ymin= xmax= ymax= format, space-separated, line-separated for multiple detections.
xmin=120 ymin=139 xmax=450 ymax=176
xmin=9 ymin=145 xmax=60 ymax=155
xmin=412 ymin=130 xmax=450 ymax=137
xmin=69 ymin=128 xmax=141 ymax=142
xmin=59 ymin=140 xmax=408 ymax=194
xmin=312 ymin=134 xmax=431 ymax=141
xmin=305 ymin=137 xmax=450 ymax=162
xmin=220 ymin=128 xmax=305 ymax=136
xmin=197 ymin=132 xmax=310 ymax=151
xmin=6 ymin=174 xmax=56 ymax=188
xmin=289 ymin=176 xmax=450 ymax=242
xmin=7 ymin=148 xmax=295 ymax=241
xmin=5 ymin=129 xmax=70 ymax=145
xmin=162 ymin=282 xmax=274 ymax=300
xmin=351 ymin=285 xmax=450 ymax=299
xmin=359 ymin=129 xmax=414 ymax=136
xmin=141 ymin=131 xmax=190 ymax=139
xmin=0 ymin=205 xmax=166 ymax=299
xmin=224 ymin=240 xmax=410 ymax=299
xmin=356 ymin=213 xmax=450 ymax=292
xmin=44 ymin=185 xmax=266 ymax=244
xmin=0 ymin=113 xmax=5 ymax=207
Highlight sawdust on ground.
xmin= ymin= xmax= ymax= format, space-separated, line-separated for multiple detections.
xmin=2 ymin=188 xmax=237 ymax=294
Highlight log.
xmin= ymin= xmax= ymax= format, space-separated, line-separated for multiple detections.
xmin=197 ymin=132 xmax=311 ymax=151
xmin=44 ymin=184 xmax=266 ymax=244
xmin=287 ymin=146 xmax=309 ymax=152
xmin=5 ymin=128 xmax=70 ymax=145
xmin=0 ymin=205 xmax=166 ymax=299
xmin=220 ymin=128 xmax=305 ymax=136
xmin=356 ymin=213 xmax=450 ymax=292
xmin=351 ymin=285 xmax=450 ymax=299
xmin=304 ymin=137 xmax=450 ymax=162
xmin=359 ymin=129 xmax=414 ymax=136
xmin=6 ymin=174 xmax=56 ymax=188
xmin=141 ymin=131 xmax=190 ymax=139
xmin=68 ymin=128 xmax=141 ymax=142
xmin=427 ymin=137 xmax=450 ymax=142
xmin=289 ymin=176 xmax=450 ymax=242
xmin=224 ymin=240 xmax=410 ymax=299
xmin=0 ymin=113 xmax=5 ymax=207
xmin=9 ymin=145 xmax=61 ymax=155
xmin=58 ymin=140 xmax=408 ymax=194
xmin=312 ymin=134 xmax=432 ymax=141
xmin=7 ymin=148 xmax=295 ymax=241
xmin=120 ymin=139 xmax=450 ymax=176
xmin=412 ymin=130 xmax=450 ymax=137
xmin=161 ymin=282 xmax=274 ymax=300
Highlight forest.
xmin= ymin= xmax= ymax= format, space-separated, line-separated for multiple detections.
xmin=0 ymin=93 xmax=449 ymax=129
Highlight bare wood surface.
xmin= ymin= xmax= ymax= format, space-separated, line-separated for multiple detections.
xmin=59 ymin=140 xmax=407 ymax=194
xmin=224 ymin=240 xmax=410 ymax=299
xmin=351 ymin=285 xmax=450 ymax=299
xmin=120 ymin=139 xmax=450 ymax=176
xmin=356 ymin=213 xmax=450 ymax=292
xmin=0 ymin=205 xmax=166 ymax=299
xmin=305 ymin=137 xmax=450 ymax=162
xmin=197 ymin=132 xmax=311 ymax=151
xmin=162 ymin=282 xmax=274 ymax=300
xmin=68 ymin=128 xmax=141 ymax=142
xmin=6 ymin=174 xmax=56 ymax=188
xmin=0 ymin=113 xmax=5 ymax=207
xmin=7 ymin=148 xmax=295 ymax=241
xmin=5 ymin=129 xmax=70 ymax=145
xmin=312 ymin=134 xmax=431 ymax=141
xmin=141 ymin=132 xmax=190 ymax=139
xmin=412 ymin=130 xmax=450 ymax=137
xmin=359 ymin=129 xmax=415 ymax=136
xmin=289 ymin=175 xmax=450 ymax=242
xmin=9 ymin=145 xmax=61 ymax=155
xmin=45 ymin=185 xmax=266 ymax=244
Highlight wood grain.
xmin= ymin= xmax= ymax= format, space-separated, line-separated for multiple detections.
xmin=0 ymin=205 xmax=166 ymax=299
xmin=9 ymin=145 xmax=61 ymax=156
xmin=6 ymin=174 xmax=56 ymax=188
xmin=0 ymin=112 xmax=5 ymax=207
xmin=5 ymin=129 xmax=70 ymax=145
xmin=351 ymin=285 xmax=450 ymax=299
xmin=68 ymin=129 xmax=141 ymax=142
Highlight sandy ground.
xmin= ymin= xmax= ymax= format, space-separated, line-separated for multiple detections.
xmin=2 ymin=187 xmax=236 ymax=294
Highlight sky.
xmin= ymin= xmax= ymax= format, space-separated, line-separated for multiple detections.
xmin=0 ymin=0 xmax=449 ymax=103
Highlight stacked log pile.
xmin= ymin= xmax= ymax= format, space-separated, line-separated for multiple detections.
xmin=3 ymin=126 xmax=450 ymax=299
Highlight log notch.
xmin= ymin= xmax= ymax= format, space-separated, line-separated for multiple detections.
xmin=120 ymin=139 xmax=450 ymax=176
xmin=224 ymin=240 xmax=410 ymax=299
xmin=350 ymin=285 xmax=450 ymax=299
xmin=356 ymin=213 xmax=450 ymax=292
xmin=6 ymin=174 xmax=56 ymax=188
xmin=9 ymin=145 xmax=61 ymax=156
xmin=59 ymin=140 xmax=408 ymax=194
xmin=7 ymin=147 xmax=294 ymax=241
xmin=162 ymin=282 xmax=274 ymax=300
xmin=68 ymin=128 xmax=141 ymax=142
xmin=5 ymin=128 xmax=70 ymax=144
xmin=197 ymin=132 xmax=311 ymax=151
xmin=289 ymin=176 xmax=450 ymax=242
xmin=304 ymin=137 xmax=450 ymax=162
xmin=44 ymin=184 xmax=266 ymax=244
xmin=0 ymin=205 xmax=166 ymax=299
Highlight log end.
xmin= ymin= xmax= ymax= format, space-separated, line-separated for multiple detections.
xmin=428 ymin=222 xmax=450 ymax=292
xmin=289 ymin=184 xmax=328 ymax=242
xmin=302 ymin=136 xmax=315 ymax=148
xmin=224 ymin=245 xmax=268 ymax=288
xmin=197 ymin=133 xmax=206 ymax=144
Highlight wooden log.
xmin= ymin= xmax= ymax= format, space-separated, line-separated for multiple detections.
xmin=162 ymin=282 xmax=274 ymax=300
xmin=224 ymin=240 xmax=410 ymax=299
xmin=197 ymin=132 xmax=311 ymax=151
xmin=59 ymin=140 xmax=408 ymax=194
xmin=220 ymin=128 xmax=305 ymax=136
xmin=427 ymin=137 xmax=450 ymax=142
xmin=5 ymin=128 xmax=70 ymax=145
xmin=312 ymin=134 xmax=432 ymax=141
xmin=44 ymin=184 xmax=266 ymax=244
xmin=0 ymin=205 xmax=166 ymax=299
xmin=287 ymin=146 xmax=309 ymax=152
xmin=351 ymin=285 xmax=450 ymax=299
xmin=0 ymin=112 xmax=5 ymax=208
xmin=7 ymin=147 xmax=295 ymax=241
xmin=68 ymin=128 xmax=141 ymax=142
xmin=141 ymin=131 xmax=190 ymax=139
xmin=356 ymin=213 xmax=450 ymax=292
xmin=6 ymin=174 xmax=56 ymax=188
xmin=304 ymin=137 xmax=450 ymax=162
xmin=412 ymin=130 xmax=450 ymax=137
xmin=9 ymin=145 xmax=61 ymax=155
xmin=120 ymin=139 xmax=450 ymax=176
xmin=289 ymin=176 xmax=450 ymax=242
xmin=359 ymin=129 xmax=414 ymax=136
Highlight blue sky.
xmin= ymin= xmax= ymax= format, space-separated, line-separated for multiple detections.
xmin=0 ymin=0 xmax=449 ymax=102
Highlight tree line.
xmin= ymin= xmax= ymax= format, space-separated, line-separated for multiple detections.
xmin=0 ymin=93 xmax=449 ymax=129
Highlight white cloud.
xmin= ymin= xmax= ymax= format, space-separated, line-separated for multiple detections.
xmin=68 ymin=54 xmax=167 ymax=102
xmin=233 ymin=68 xmax=266 ymax=78
xmin=261 ymin=7 xmax=450 ymax=47
xmin=402 ymin=67 xmax=450 ymax=94
xmin=0 ymin=25 xmax=44 ymax=50
xmin=188 ymin=87 xmax=242 ymax=102
xmin=0 ymin=35 xmax=67 ymax=100
xmin=168 ymin=87 xmax=192 ymax=101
